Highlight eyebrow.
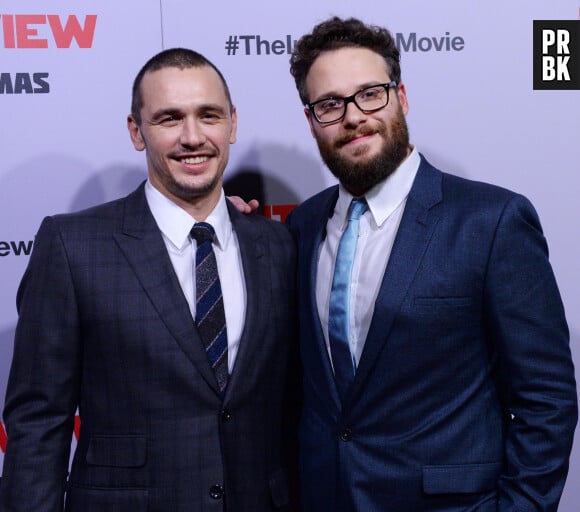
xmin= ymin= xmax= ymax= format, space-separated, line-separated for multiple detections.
xmin=149 ymin=108 xmax=182 ymax=122
xmin=312 ymin=82 xmax=387 ymax=102
xmin=197 ymin=103 xmax=228 ymax=115
xmin=149 ymin=103 xmax=228 ymax=122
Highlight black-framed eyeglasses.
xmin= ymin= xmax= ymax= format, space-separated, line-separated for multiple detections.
xmin=307 ymin=81 xmax=398 ymax=125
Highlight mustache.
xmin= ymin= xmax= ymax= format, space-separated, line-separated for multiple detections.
xmin=335 ymin=125 xmax=384 ymax=148
xmin=171 ymin=146 xmax=217 ymax=159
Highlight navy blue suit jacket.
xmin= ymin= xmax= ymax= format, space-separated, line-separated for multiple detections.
xmin=286 ymin=155 xmax=577 ymax=511
xmin=0 ymin=183 xmax=297 ymax=512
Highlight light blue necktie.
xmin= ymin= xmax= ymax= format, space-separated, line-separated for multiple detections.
xmin=328 ymin=198 xmax=367 ymax=401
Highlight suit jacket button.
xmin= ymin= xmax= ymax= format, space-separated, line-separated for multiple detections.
xmin=209 ymin=484 xmax=224 ymax=499
xmin=340 ymin=428 xmax=352 ymax=441
xmin=221 ymin=408 xmax=232 ymax=421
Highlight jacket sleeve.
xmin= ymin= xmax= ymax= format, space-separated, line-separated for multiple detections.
xmin=0 ymin=216 xmax=81 ymax=512
xmin=484 ymin=195 xmax=577 ymax=511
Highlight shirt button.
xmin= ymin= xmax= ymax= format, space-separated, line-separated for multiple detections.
xmin=340 ymin=428 xmax=352 ymax=441
xmin=209 ymin=484 xmax=224 ymax=499
xmin=220 ymin=408 xmax=232 ymax=421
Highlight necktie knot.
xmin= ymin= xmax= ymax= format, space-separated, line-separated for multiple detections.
xmin=348 ymin=199 xmax=368 ymax=222
xmin=191 ymin=222 xmax=215 ymax=244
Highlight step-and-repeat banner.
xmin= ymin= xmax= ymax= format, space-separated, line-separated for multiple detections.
xmin=1 ymin=1 xmax=579 ymax=508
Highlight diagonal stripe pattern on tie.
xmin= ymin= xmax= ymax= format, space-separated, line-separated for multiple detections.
xmin=191 ymin=222 xmax=228 ymax=395
xmin=328 ymin=198 xmax=368 ymax=402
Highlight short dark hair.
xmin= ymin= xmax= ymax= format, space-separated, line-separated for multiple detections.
xmin=290 ymin=17 xmax=401 ymax=105
xmin=131 ymin=48 xmax=233 ymax=125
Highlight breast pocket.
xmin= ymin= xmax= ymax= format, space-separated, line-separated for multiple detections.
xmin=413 ymin=296 xmax=473 ymax=310
xmin=411 ymin=296 xmax=475 ymax=330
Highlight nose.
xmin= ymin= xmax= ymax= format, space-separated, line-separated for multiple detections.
xmin=342 ymin=100 xmax=366 ymax=127
xmin=180 ymin=117 xmax=206 ymax=147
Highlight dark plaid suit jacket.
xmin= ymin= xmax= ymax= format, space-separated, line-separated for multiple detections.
xmin=0 ymin=183 xmax=298 ymax=512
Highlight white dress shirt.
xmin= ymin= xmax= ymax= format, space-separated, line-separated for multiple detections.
xmin=316 ymin=147 xmax=420 ymax=367
xmin=145 ymin=181 xmax=246 ymax=372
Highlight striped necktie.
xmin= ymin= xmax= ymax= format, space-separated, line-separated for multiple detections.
xmin=191 ymin=222 xmax=228 ymax=396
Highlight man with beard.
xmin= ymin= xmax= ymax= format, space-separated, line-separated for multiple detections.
xmin=0 ymin=48 xmax=299 ymax=512
xmin=284 ymin=16 xmax=577 ymax=512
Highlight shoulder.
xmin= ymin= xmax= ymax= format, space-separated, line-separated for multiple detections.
xmin=294 ymin=186 xmax=338 ymax=214
xmin=442 ymin=173 xmax=538 ymax=226
xmin=443 ymin=172 xmax=516 ymax=201
xmin=420 ymin=154 xmax=514 ymax=199
xmin=251 ymin=212 xmax=294 ymax=245
xmin=227 ymin=201 xmax=294 ymax=248
xmin=416 ymin=157 xmax=542 ymax=239
xmin=419 ymin=155 xmax=531 ymax=214
xmin=286 ymin=185 xmax=338 ymax=229
xmin=34 ymin=184 xmax=145 ymax=241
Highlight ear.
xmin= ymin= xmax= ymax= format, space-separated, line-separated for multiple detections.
xmin=127 ymin=114 xmax=146 ymax=151
xmin=395 ymin=82 xmax=409 ymax=116
xmin=229 ymin=106 xmax=238 ymax=144
xmin=304 ymin=107 xmax=317 ymax=139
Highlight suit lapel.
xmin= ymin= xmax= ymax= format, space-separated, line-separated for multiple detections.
xmin=224 ymin=203 xmax=269 ymax=398
xmin=348 ymin=158 xmax=443 ymax=405
xmin=303 ymin=189 xmax=344 ymax=411
xmin=113 ymin=184 xmax=219 ymax=393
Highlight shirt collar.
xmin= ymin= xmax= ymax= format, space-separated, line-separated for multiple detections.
xmin=144 ymin=180 xmax=232 ymax=251
xmin=335 ymin=145 xmax=420 ymax=228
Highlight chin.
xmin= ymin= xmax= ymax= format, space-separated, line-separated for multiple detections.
xmin=345 ymin=144 xmax=379 ymax=160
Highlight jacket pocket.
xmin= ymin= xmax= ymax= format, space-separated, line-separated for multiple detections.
xmin=86 ymin=435 xmax=146 ymax=468
xmin=422 ymin=462 xmax=501 ymax=494
xmin=413 ymin=296 xmax=473 ymax=309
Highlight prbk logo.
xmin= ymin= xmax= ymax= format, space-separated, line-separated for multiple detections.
xmin=0 ymin=14 xmax=97 ymax=49
xmin=533 ymin=20 xmax=580 ymax=89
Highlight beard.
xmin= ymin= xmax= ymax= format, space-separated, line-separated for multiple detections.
xmin=316 ymin=105 xmax=410 ymax=196
xmin=168 ymin=170 xmax=223 ymax=201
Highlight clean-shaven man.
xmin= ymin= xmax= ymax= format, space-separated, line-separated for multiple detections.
xmin=1 ymin=48 xmax=298 ymax=512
